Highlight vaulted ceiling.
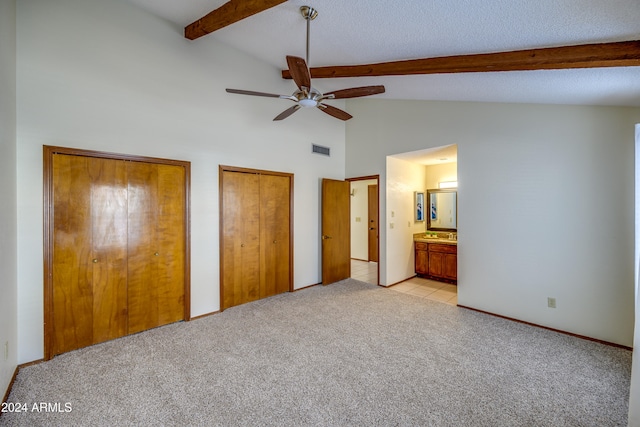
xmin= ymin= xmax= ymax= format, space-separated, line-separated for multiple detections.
xmin=127 ymin=0 xmax=640 ymax=106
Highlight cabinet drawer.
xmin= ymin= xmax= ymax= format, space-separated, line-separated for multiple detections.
xmin=415 ymin=242 xmax=428 ymax=251
xmin=428 ymin=243 xmax=457 ymax=254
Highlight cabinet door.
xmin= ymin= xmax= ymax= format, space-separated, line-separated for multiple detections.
xmin=415 ymin=248 xmax=429 ymax=275
xmin=428 ymin=252 xmax=444 ymax=277
xmin=127 ymin=162 xmax=185 ymax=334
xmin=221 ymin=171 xmax=261 ymax=309
xmin=260 ymin=174 xmax=291 ymax=298
xmin=52 ymin=155 xmax=128 ymax=356
xmin=443 ymin=253 xmax=457 ymax=280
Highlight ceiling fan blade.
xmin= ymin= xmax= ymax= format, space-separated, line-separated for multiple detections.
xmin=226 ymin=88 xmax=289 ymax=98
xmin=286 ymin=56 xmax=311 ymax=91
xmin=273 ymin=105 xmax=301 ymax=121
xmin=317 ymin=104 xmax=353 ymax=121
xmin=323 ymin=85 xmax=386 ymax=99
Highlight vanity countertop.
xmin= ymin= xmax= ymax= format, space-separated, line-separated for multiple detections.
xmin=413 ymin=234 xmax=458 ymax=245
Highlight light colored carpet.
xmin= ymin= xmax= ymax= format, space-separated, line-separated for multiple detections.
xmin=1 ymin=279 xmax=632 ymax=426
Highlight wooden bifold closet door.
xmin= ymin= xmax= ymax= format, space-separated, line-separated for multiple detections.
xmin=220 ymin=167 xmax=293 ymax=310
xmin=45 ymin=147 xmax=190 ymax=359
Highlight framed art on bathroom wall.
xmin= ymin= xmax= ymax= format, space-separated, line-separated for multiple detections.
xmin=414 ymin=191 xmax=425 ymax=222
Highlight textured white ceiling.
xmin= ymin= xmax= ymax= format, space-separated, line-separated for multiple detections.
xmin=127 ymin=0 xmax=640 ymax=106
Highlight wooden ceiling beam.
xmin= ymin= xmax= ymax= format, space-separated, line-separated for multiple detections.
xmin=185 ymin=0 xmax=287 ymax=41
xmin=282 ymin=40 xmax=640 ymax=79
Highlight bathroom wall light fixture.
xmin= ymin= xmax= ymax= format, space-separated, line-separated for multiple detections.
xmin=439 ymin=181 xmax=458 ymax=189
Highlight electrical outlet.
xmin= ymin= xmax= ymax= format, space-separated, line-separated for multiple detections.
xmin=355 ymin=217 xmax=361 ymax=222
xmin=390 ymin=222 xmax=394 ymax=229
xmin=547 ymin=297 xmax=556 ymax=309
xmin=4 ymin=341 xmax=8 ymax=360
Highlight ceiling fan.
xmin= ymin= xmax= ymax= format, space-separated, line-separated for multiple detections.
xmin=225 ymin=6 xmax=385 ymax=121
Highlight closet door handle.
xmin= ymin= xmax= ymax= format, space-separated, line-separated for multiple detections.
xmin=241 ymin=244 xmax=245 ymax=247
xmin=322 ymin=235 xmax=332 ymax=240
xmin=92 ymin=259 xmax=98 ymax=263
xmin=154 ymin=252 xmax=159 ymax=256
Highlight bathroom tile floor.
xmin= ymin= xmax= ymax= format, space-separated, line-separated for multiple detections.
xmin=389 ymin=276 xmax=458 ymax=306
xmin=351 ymin=259 xmax=378 ymax=285
xmin=351 ymin=259 xmax=458 ymax=306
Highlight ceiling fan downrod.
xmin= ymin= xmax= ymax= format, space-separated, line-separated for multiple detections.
xmin=300 ymin=6 xmax=318 ymax=67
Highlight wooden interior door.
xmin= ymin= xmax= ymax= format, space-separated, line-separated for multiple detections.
xmin=321 ymin=178 xmax=351 ymax=285
xmin=127 ymin=162 xmax=185 ymax=334
xmin=260 ymin=174 xmax=291 ymax=298
xmin=221 ymin=170 xmax=261 ymax=309
xmin=51 ymin=154 xmax=128 ymax=356
xmin=367 ymin=184 xmax=379 ymax=262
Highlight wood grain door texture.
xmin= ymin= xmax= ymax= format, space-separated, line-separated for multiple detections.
xmin=46 ymin=147 xmax=190 ymax=359
xmin=221 ymin=171 xmax=261 ymax=309
xmin=321 ymin=178 xmax=351 ymax=285
xmin=127 ymin=162 xmax=186 ymax=334
xmin=259 ymin=174 xmax=291 ymax=299
xmin=220 ymin=167 xmax=293 ymax=310
xmin=52 ymin=155 xmax=128 ymax=355
xmin=367 ymin=184 xmax=379 ymax=263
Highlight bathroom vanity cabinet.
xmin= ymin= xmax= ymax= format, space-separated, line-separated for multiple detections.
xmin=415 ymin=241 xmax=457 ymax=284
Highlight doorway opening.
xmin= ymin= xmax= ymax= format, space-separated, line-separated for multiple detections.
xmin=385 ymin=144 xmax=458 ymax=304
xmin=348 ymin=175 xmax=379 ymax=285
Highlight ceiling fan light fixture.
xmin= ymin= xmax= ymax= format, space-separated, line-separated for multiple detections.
xmin=299 ymin=98 xmax=318 ymax=108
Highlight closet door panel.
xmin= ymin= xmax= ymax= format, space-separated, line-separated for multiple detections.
xmin=260 ymin=174 xmax=290 ymax=298
xmin=155 ymin=164 xmax=185 ymax=325
xmin=52 ymin=155 xmax=94 ymax=355
xmin=127 ymin=162 xmax=160 ymax=334
xmin=222 ymin=171 xmax=260 ymax=309
xmin=90 ymin=158 xmax=128 ymax=344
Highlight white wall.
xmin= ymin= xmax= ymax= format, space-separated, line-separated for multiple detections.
xmin=350 ymin=179 xmax=376 ymax=260
xmin=16 ymin=0 xmax=346 ymax=363
xmin=629 ymin=124 xmax=640 ymax=426
xmin=0 ymin=0 xmax=18 ymax=397
xmin=346 ymin=98 xmax=638 ymax=347
xmin=425 ymin=162 xmax=457 ymax=190
xmin=385 ymin=156 xmax=428 ymax=285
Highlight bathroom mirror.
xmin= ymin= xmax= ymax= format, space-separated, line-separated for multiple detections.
xmin=426 ymin=189 xmax=457 ymax=231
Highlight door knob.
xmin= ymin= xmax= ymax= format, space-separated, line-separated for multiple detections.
xmin=92 ymin=259 xmax=98 ymax=263
xmin=322 ymin=235 xmax=332 ymax=240
xmin=154 ymin=252 xmax=159 ymax=256
xmin=369 ymin=228 xmax=376 ymax=230
xmin=273 ymin=240 xmax=277 ymax=244
xmin=241 ymin=243 xmax=245 ymax=247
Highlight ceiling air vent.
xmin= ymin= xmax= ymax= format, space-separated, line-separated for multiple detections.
xmin=312 ymin=144 xmax=330 ymax=157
